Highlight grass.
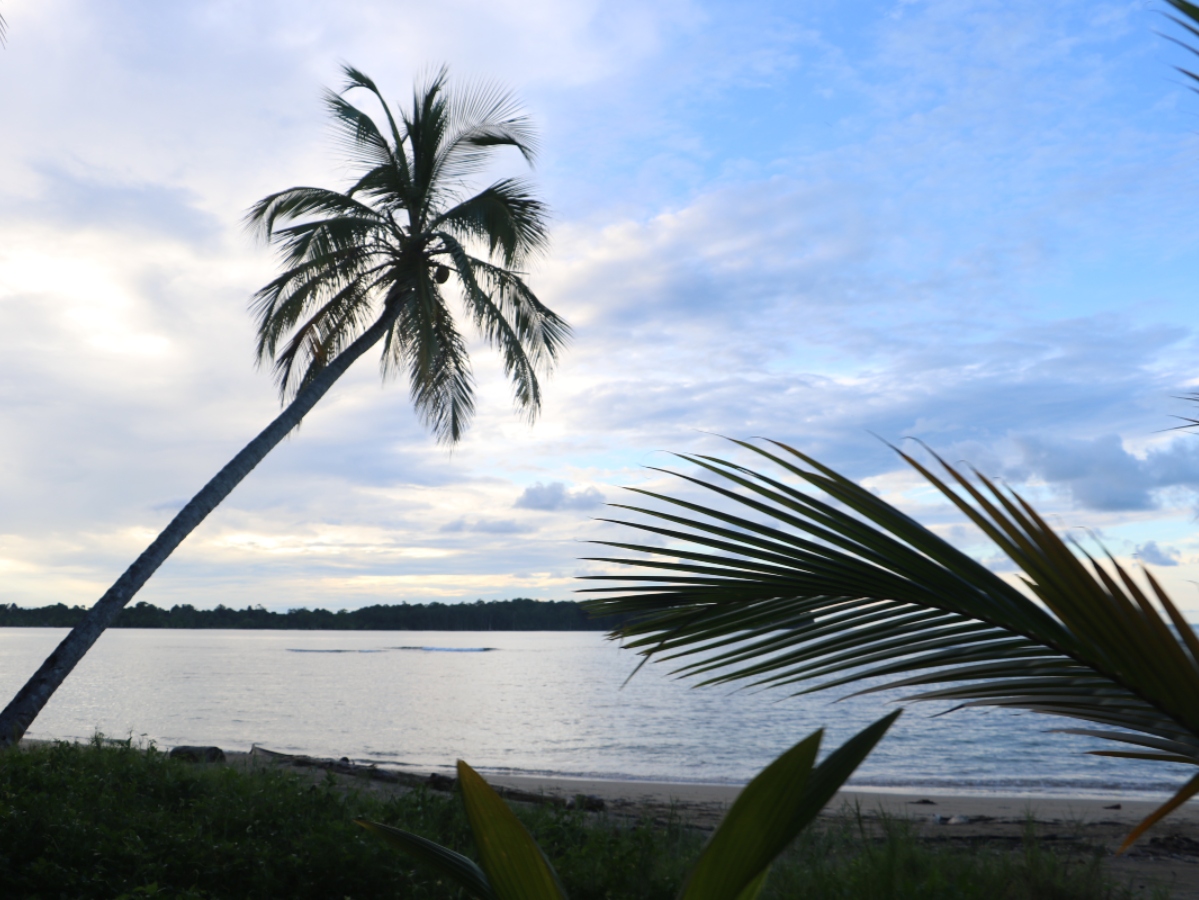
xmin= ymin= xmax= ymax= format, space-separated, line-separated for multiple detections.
xmin=764 ymin=812 xmax=1164 ymax=900
xmin=0 ymin=738 xmax=1168 ymax=899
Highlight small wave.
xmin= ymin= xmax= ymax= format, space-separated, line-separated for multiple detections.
xmin=845 ymin=775 xmax=1187 ymax=797
xmin=393 ymin=646 xmax=496 ymax=653
xmin=286 ymin=646 xmax=496 ymax=654
xmin=285 ymin=649 xmax=384 ymax=654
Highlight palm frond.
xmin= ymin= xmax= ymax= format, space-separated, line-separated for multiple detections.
xmin=434 ymin=78 xmax=539 ymax=185
xmin=245 ymin=187 xmax=383 ymax=246
xmin=252 ymin=257 xmax=387 ymax=369
xmin=431 ymin=179 xmax=549 ymax=266
xmin=402 ymin=68 xmax=452 ymax=227
xmin=324 ymin=91 xmax=403 ymax=179
xmin=466 ymin=258 xmax=572 ymax=363
xmin=1164 ymin=1 xmax=1199 ymax=89
xmin=271 ymin=269 xmax=391 ymax=397
xmin=383 ymin=274 xmax=476 ymax=443
xmin=581 ymin=439 xmax=1199 ymax=846
xmin=438 ymin=236 xmax=542 ymax=417
xmin=1169 ymin=391 xmax=1199 ymax=431
xmin=340 ymin=65 xmax=409 ymax=159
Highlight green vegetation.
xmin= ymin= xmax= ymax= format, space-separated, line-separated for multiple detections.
xmin=0 ymin=599 xmax=625 ymax=631
xmin=0 ymin=737 xmax=669 ymax=900
xmin=0 ymin=738 xmax=1160 ymax=899
xmin=770 ymin=814 xmax=1161 ymax=900
xmin=360 ymin=713 xmax=900 ymax=900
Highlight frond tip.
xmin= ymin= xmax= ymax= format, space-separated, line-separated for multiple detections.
xmin=581 ymin=437 xmax=1199 ymax=848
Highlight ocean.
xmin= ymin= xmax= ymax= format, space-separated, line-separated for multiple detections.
xmin=0 ymin=628 xmax=1187 ymax=799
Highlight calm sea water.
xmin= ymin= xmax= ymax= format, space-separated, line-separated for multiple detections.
xmin=0 ymin=628 xmax=1188 ymax=799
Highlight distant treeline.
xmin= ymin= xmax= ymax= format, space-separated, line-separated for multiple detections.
xmin=0 ymin=599 xmax=630 ymax=631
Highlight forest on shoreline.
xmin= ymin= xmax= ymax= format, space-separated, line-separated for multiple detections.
xmin=0 ymin=598 xmax=627 ymax=631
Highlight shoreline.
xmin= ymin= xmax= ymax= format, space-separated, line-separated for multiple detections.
xmin=442 ymin=766 xmax=1199 ymax=897
xmin=21 ymin=737 xmax=1199 ymax=824
xmin=234 ymin=746 xmax=1199 ymax=832
xmin=233 ymin=748 xmax=1199 ymax=895
xmin=472 ymin=770 xmax=1199 ymax=828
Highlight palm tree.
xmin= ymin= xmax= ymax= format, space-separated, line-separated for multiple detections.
xmin=583 ymin=440 xmax=1199 ymax=849
xmin=0 ymin=65 xmax=569 ymax=746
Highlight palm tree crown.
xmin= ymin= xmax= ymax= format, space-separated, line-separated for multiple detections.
xmin=248 ymin=65 xmax=568 ymax=441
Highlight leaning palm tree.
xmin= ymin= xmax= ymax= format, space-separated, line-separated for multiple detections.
xmin=583 ymin=439 xmax=1199 ymax=849
xmin=0 ymin=65 xmax=569 ymax=746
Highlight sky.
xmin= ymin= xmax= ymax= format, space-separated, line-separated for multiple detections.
xmin=2 ymin=0 xmax=1199 ymax=614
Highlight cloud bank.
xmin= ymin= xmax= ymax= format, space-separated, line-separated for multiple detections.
xmin=1 ymin=0 xmax=1198 ymax=612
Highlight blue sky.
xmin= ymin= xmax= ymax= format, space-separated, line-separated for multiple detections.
xmin=2 ymin=0 xmax=1199 ymax=613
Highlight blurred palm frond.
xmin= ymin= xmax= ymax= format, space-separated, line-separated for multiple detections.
xmin=583 ymin=439 xmax=1199 ymax=850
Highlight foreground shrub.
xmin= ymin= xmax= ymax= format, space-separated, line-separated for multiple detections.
xmin=0 ymin=738 xmax=688 ymax=899
xmin=358 ymin=713 xmax=900 ymax=900
xmin=0 ymin=738 xmax=1165 ymax=899
xmin=766 ymin=814 xmax=1162 ymax=900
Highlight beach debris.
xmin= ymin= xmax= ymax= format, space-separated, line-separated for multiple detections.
xmin=249 ymin=745 xmax=574 ymax=810
xmin=251 ymin=745 xmax=417 ymax=785
xmin=1149 ymin=834 xmax=1199 ymax=857
xmin=169 ymin=746 xmax=226 ymax=764
xmin=931 ymin=814 xmax=976 ymax=825
xmin=909 ymin=798 xmax=936 ymax=805
xmin=566 ymin=793 xmax=606 ymax=812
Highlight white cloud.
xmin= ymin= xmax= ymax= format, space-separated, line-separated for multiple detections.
xmin=514 ymin=482 xmax=606 ymax=511
xmin=1134 ymin=540 xmax=1180 ymax=567
xmin=1002 ymin=434 xmax=1199 ymax=512
xmin=440 ymin=518 xmax=532 ymax=534
xmin=2 ymin=0 xmax=1199 ymax=614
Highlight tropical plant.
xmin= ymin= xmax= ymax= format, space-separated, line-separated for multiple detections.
xmin=358 ymin=711 xmax=900 ymax=900
xmin=582 ymin=439 xmax=1199 ymax=851
xmin=0 ymin=65 xmax=569 ymax=746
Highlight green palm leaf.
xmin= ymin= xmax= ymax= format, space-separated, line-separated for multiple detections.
xmin=457 ymin=760 xmax=568 ymax=900
xmin=582 ymin=439 xmax=1199 ymax=848
xmin=680 ymin=710 xmax=899 ymax=900
xmin=354 ymin=818 xmax=497 ymax=900
xmin=361 ymin=717 xmax=898 ymax=900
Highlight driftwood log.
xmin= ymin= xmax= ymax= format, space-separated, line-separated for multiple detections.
xmin=248 ymin=745 xmax=604 ymax=811
xmin=169 ymin=745 xmax=227 ymax=763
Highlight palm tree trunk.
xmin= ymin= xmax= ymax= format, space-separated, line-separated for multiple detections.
xmin=0 ymin=309 xmax=401 ymax=747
